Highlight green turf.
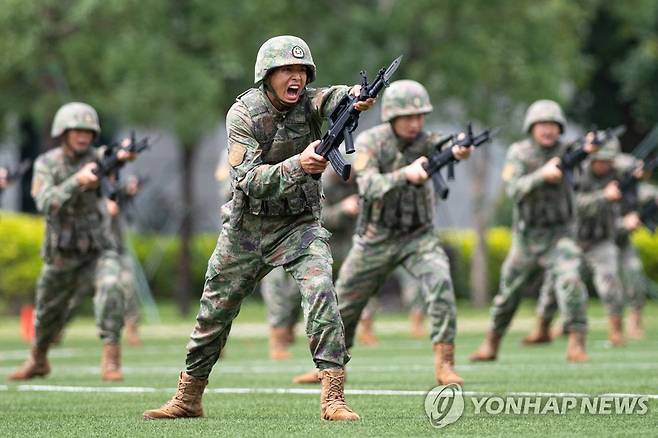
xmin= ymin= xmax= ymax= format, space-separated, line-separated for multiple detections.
xmin=0 ymin=301 xmax=656 ymax=437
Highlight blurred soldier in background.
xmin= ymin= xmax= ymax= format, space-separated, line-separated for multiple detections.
xmin=8 ymin=102 xmax=136 ymax=382
xmin=470 ymin=100 xmax=593 ymax=363
xmin=311 ymin=80 xmax=472 ymax=386
xmin=524 ymin=136 xmax=630 ymax=347
xmin=144 ymin=35 xmax=375 ymax=421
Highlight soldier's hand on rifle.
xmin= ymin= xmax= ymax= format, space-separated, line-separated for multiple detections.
xmin=117 ymin=138 xmax=138 ymax=162
xmin=583 ymin=131 xmax=598 ymax=154
xmin=340 ymin=194 xmax=360 ymax=217
xmin=633 ymin=162 xmax=645 ymax=180
xmin=542 ymin=157 xmax=563 ymax=184
xmin=604 ymin=181 xmax=622 ymax=202
xmin=623 ymin=212 xmax=641 ymax=231
xmin=76 ymin=162 xmax=100 ymax=189
xmin=300 ymin=140 xmax=329 ymax=175
xmin=350 ymin=85 xmax=376 ymax=111
xmin=106 ymin=199 xmax=120 ymax=217
xmin=451 ymin=133 xmax=474 ymax=160
xmin=403 ymin=156 xmax=430 ymax=185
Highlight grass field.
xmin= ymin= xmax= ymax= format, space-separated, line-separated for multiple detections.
xmin=0 ymin=300 xmax=656 ymax=437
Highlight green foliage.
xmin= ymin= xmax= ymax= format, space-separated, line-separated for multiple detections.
xmin=0 ymin=213 xmax=43 ymax=301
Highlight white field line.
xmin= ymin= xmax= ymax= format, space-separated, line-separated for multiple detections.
xmin=2 ymin=384 xmax=658 ymax=400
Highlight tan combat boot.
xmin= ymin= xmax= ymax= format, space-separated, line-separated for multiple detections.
xmin=356 ymin=316 xmax=379 ymax=346
xmin=627 ymin=309 xmax=644 ymax=340
xmin=269 ymin=327 xmax=292 ymax=360
xmin=100 ymin=343 xmax=123 ymax=381
xmin=8 ymin=346 xmax=51 ymax=380
xmin=409 ymin=310 xmax=426 ymax=338
xmin=607 ymin=315 xmax=625 ymax=347
xmin=566 ymin=331 xmax=589 ymax=362
xmin=522 ymin=318 xmax=553 ymax=345
xmin=469 ymin=331 xmax=502 ymax=362
xmin=433 ymin=343 xmax=464 ymax=385
xmin=319 ymin=368 xmax=360 ymax=421
xmin=292 ymin=369 xmax=320 ymax=384
xmin=143 ymin=372 xmax=208 ymax=419
xmin=124 ymin=319 xmax=142 ymax=347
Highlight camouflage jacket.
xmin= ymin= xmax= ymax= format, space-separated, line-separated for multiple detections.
xmin=225 ymin=85 xmax=348 ymax=227
xmin=31 ymin=145 xmax=114 ymax=260
xmin=502 ymin=138 xmax=574 ymax=233
xmin=352 ymin=123 xmax=443 ymax=243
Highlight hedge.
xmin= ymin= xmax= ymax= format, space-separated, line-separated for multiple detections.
xmin=1 ymin=212 xmax=657 ymax=305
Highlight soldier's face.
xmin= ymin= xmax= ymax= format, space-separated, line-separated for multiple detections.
xmin=531 ymin=122 xmax=561 ymax=147
xmin=591 ymin=159 xmax=613 ymax=176
xmin=267 ymin=65 xmax=308 ymax=106
xmin=391 ymin=114 xmax=425 ymax=141
xmin=64 ymin=129 xmax=94 ymax=154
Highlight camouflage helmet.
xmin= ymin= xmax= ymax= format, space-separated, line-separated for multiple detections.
xmin=254 ymin=35 xmax=316 ymax=85
xmin=590 ymin=133 xmax=620 ymax=161
xmin=522 ymin=99 xmax=566 ymax=134
xmin=381 ymin=80 xmax=433 ymax=122
xmin=51 ymin=102 xmax=100 ymax=138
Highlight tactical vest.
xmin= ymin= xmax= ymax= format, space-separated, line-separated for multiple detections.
xmin=43 ymin=149 xmax=106 ymax=257
xmin=356 ymin=129 xmax=434 ymax=235
xmin=229 ymin=88 xmax=323 ymax=226
xmin=516 ymin=140 xmax=573 ymax=229
xmin=576 ymin=169 xmax=617 ymax=244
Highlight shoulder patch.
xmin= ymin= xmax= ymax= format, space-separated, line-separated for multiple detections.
xmin=353 ymin=151 xmax=370 ymax=172
xmin=228 ymin=144 xmax=246 ymax=167
xmin=501 ymin=163 xmax=515 ymax=182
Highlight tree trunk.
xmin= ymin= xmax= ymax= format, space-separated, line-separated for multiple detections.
xmin=176 ymin=144 xmax=196 ymax=315
xmin=470 ymin=146 xmax=490 ymax=308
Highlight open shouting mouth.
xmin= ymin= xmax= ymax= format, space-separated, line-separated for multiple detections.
xmin=284 ymin=84 xmax=302 ymax=103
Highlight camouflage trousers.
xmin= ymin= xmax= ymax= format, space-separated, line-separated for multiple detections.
xmin=360 ymin=267 xmax=425 ymax=319
xmin=618 ymin=239 xmax=649 ymax=311
xmin=260 ymin=267 xmax=301 ymax=328
xmin=63 ymin=251 xmax=140 ymax=326
xmin=490 ymin=229 xmax=588 ymax=335
xmin=34 ymin=249 xmax=125 ymax=348
xmin=536 ymin=240 xmax=625 ymax=319
xmin=336 ymin=229 xmax=457 ymax=348
xmin=185 ymin=213 xmax=349 ymax=379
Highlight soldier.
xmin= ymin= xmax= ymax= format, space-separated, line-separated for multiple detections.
xmin=143 ymin=35 xmax=375 ymax=421
xmin=319 ymin=79 xmax=473 ymax=386
xmin=470 ymin=100 xmax=593 ymax=363
xmin=524 ymin=136 xmax=629 ymax=346
xmin=8 ymin=102 xmax=134 ymax=381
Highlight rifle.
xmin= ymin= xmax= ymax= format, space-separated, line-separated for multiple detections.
xmin=0 ymin=159 xmax=32 ymax=203
xmin=559 ymin=125 xmax=626 ymax=186
xmin=314 ymin=55 xmax=403 ymax=180
xmin=95 ymin=131 xmax=150 ymax=200
xmin=618 ymin=155 xmax=658 ymax=213
xmin=421 ymin=124 xmax=498 ymax=199
xmin=639 ymin=199 xmax=658 ymax=233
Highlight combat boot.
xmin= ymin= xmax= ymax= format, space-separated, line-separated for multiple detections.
xmin=469 ymin=331 xmax=502 ymax=362
xmin=607 ymin=315 xmax=625 ymax=347
xmin=433 ymin=343 xmax=464 ymax=385
xmin=285 ymin=325 xmax=296 ymax=345
xmin=409 ymin=309 xmax=426 ymax=338
xmin=356 ymin=317 xmax=379 ymax=346
xmin=269 ymin=327 xmax=292 ymax=360
xmin=319 ymin=368 xmax=360 ymax=421
xmin=566 ymin=331 xmax=589 ymax=362
xmin=8 ymin=346 xmax=51 ymax=380
xmin=143 ymin=372 xmax=208 ymax=419
xmin=124 ymin=319 xmax=142 ymax=347
xmin=292 ymin=369 xmax=320 ymax=384
xmin=100 ymin=343 xmax=123 ymax=381
xmin=522 ymin=318 xmax=553 ymax=345
xmin=627 ymin=309 xmax=644 ymax=340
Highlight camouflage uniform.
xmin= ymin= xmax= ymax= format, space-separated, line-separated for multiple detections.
xmin=335 ymin=123 xmax=455 ymax=347
xmin=31 ymin=112 xmax=125 ymax=349
xmin=260 ymin=267 xmax=301 ymax=328
xmin=184 ymin=44 xmax=352 ymax=379
xmin=535 ymin=140 xmax=629 ymax=321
